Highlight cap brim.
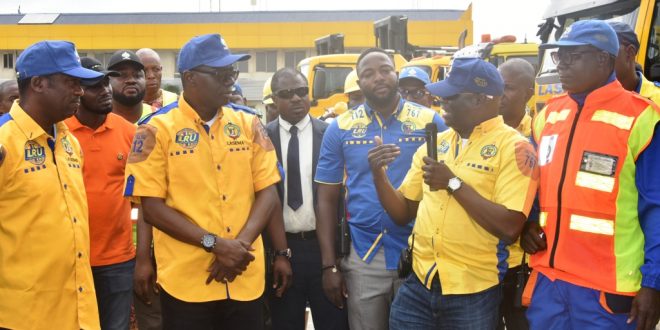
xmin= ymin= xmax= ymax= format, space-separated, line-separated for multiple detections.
xmin=108 ymin=60 xmax=144 ymax=71
xmin=540 ymin=40 xmax=588 ymax=49
xmin=80 ymin=71 xmax=120 ymax=86
xmin=206 ymin=53 xmax=251 ymax=68
xmin=63 ymin=66 xmax=105 ymax=80
xmin=263 ymin=97 xmax=274 ymax=105
xmin=400 ymin=76 xmax=430 ymax=86
xmin=425 ymin=80 xmax=462 ymax=98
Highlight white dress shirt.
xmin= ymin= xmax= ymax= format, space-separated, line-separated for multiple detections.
xmin=279 ymin=114 xmax=316 ymax=232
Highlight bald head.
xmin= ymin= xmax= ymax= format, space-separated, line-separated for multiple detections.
xmin=499 ymin=59 xmax=535 ymax=88
xmin=0 ymin=80 xmax=18 ymax=114
xmin=136 ymin=48 xmax=161 ymax=62
xmin=498 ymin=59 xmax=535 ymax=127
xmin=137 ymin=48 xmax=163 ymax=100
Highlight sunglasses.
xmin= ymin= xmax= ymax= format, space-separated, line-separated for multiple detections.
xmin=550 ymin=50 xmax=603 ymax=65
xmin=274 ymin=87 xmax=309 ymax=99
xmin=191 ymin=68 xmax=239 ymax=84
xmin=399 ymin=88 xmax=429 ymax=99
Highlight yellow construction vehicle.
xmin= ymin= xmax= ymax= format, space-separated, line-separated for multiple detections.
xmin=299 ymin=14 xmax=467 ymax=117
xmin=298 ymin=52 xmax=407 ymax=118
xmin=452 ymin=35 xmax=540 ymax=113
xmin=534 ymin=0 xmax=660 ymax=114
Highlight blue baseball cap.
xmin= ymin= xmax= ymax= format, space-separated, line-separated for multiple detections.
xmin=426 ymin=57 xmax=504 ymax=98
xmin=16 ymin=40 xmax=103 ymax=81
xmin=608 ymin=21 xmax=640 ymax=50
xmin=177 ymin=34 xmax=250 ymax=73
xmin=399 ymin=66 xmax=431 ymax=85
xmin=541 ymin=20 xmax=619 ymax=56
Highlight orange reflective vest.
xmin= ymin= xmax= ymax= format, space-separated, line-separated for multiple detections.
xmin=531 ymin=80 xmax=660 ymax=295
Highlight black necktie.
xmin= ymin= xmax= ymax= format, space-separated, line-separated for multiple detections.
xmin=287 ymin=125 xmax=303 ymax=210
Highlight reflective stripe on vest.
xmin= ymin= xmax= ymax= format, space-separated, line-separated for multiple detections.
xmin=569 ymin=214 xmax=614 ymax=235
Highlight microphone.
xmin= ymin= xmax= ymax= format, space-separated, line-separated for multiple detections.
xmin=425 ymin=123 xmax=438 ymax=161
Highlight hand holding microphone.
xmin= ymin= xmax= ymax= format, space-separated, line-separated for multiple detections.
xmin=425 ymin=123 xmax=437 ymax=161
xmin=422 ymin=123 xmax=454 ymax=191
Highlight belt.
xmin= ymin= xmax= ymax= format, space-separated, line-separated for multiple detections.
xmin=285 ymin=230 xmax=316 ymax=240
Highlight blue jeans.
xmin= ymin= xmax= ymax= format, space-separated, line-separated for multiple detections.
xmin=390 ymin=274 xmax=502 ymax=330
xmin=92 ymin=258 xmax=135 ymax=330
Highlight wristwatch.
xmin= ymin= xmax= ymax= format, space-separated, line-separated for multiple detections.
xmin=274 ymin=248 xmax=292 ymax=259
xmin=446 ymin=177 xmax=463 ymax=194
xmin=201 ymin=233 xmax=217 ymax=252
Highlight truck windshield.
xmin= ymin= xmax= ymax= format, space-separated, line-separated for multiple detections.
xmin=537 ymin=4 xmax=640 ymax=77
xmin=491 ymin=55 xmax=540 ymax=72
xmin=312 ymin=66 xmax=354 ymax=100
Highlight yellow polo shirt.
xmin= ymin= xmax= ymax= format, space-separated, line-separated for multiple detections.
xmin=162 ymin=89 xmax=178 ymax=107
xmin=508 ymin=112 xmax=533 ymax=268
xmin=124 ymin=95 xmax=280 ymax=302
xmin=638 ymin=71 xmax=660 ymax=105
xmin=0 ymin=103 xmax=99 ymax=329
xmin=399 ymin=116 xmax=538 ymax=294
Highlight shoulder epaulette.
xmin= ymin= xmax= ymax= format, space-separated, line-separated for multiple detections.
xmin=0 ymin=113 xmax=13 ymax=128
xmin=227 ymin=102 xmax=259 ymax=116
xmin=138 ymin=101 xmax=179 ymax=125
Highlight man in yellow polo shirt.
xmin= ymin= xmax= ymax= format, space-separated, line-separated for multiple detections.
xmin=497 ymin=57 xmax=536 ymax=330
xmin=368 ymin=58 xmax=538 ymax=328
xmin=0 ymin=40 xmax=103 ymax=329
xmin=124 ymin=33 xmax=280 ymax=329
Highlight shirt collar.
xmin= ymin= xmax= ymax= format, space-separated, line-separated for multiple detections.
xmin=65 ymin=113 xmax=115 ymax=133
xmin=569 ymin=71 xmax=616 ymax=108
xmin=279 ymin=114 xmax=311 ymax=133
xmin=363 ymin=96 xmax=404 ymax=120
xmin=179 ymin=92 xmax=224 ymax=125
xmin=515 ymin=112 xmax=532 ymax=137
xmin=635 ymin=70 xmax=646 ymax=94
xmin=9 ymin=101 xmax=68 ymax=140
xmin=469 ymin=115 xmax=505 ymax=139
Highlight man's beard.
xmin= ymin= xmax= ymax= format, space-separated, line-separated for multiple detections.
xmin=113 ymin=89 xmax=146 ymax=107
xmin=363 ymin=86 xmax=398 ymax=108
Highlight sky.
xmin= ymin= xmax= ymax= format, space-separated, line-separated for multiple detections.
xmin=0 ymin=0 xmax=551 ymax=43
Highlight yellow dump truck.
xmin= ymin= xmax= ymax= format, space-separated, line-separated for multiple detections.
xmin=298 ymin=53 xmax=408 ymax=118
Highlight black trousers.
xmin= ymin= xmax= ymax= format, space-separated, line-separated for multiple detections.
xmin=160 ymin=288 xmax=264 ymax=330
xmin=269 ymin=236 xmax=348 ymax=330
xmin=497 ymin=265 xmax=529 ymax=330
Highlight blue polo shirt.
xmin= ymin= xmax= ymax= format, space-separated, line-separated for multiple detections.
xmin=315 ymin=98 xmax=446 ymax=269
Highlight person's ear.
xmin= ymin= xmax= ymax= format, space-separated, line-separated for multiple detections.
xmin=182 ymin=71 xmax=195 ymax=86
xmin=31 ymin=76 xmax=46 ymax=93
xmin=525 ymin=86 xmax=534 ymax=102
xmin=625 ymin=44 xmax=638 ymax=62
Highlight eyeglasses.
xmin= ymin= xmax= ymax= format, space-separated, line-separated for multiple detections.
xmin=274 ymin=87 xmax=309 ymax=99
xmin=399 ymin=88 xmax=429 ymax=99
xmin=191 ymin=68 xmax=239 ymax=84
xmin=438 ymin=92 xmax=492 ymax=106
xmin=550 ymin=50 xmax=602 ymax=65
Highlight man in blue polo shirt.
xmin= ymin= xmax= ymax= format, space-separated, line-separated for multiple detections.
xmin=398 ymin=66 xmax=434 ymax=108
xmin=315 ymin=48 xmax=447 ymax=330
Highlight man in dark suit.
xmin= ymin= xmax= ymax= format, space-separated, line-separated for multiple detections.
xmin=266 ymin=67 xmax=348 ymax=330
